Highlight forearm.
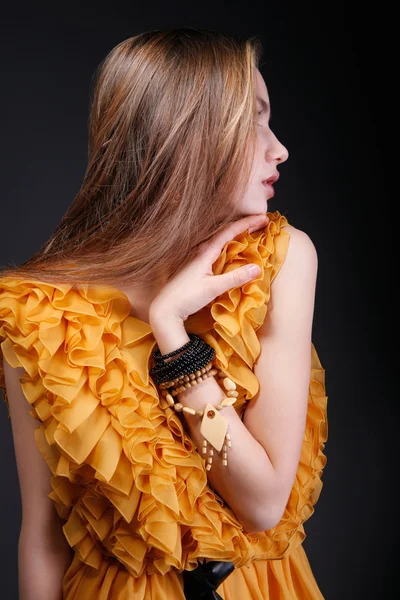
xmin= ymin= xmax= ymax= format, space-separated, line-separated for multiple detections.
xmin=150 ymin=316 xmax=277 ymax=533
xmin=18 ymin=525 xmax=73 ymax=600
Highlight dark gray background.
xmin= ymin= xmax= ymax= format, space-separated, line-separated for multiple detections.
xmin=0 ymin=6 xmax=393 ymax=600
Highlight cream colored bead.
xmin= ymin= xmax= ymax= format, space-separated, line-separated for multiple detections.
xmin=219 ymin=396 xmax=236 ymax=408
xmin=222 ymin=377 xmax=236 ymax=391
xmin=227 ymin=441 xmax=232 ymax=448
xmin=226 ymin=390 xmax=239 ymax=398
xmin=196 ymin=377 xmax=203 ymax=384
xmin=174 ymin=403 xmax=183 ymax=412
xmin=201 ymin=374 xmax=208 ymax=380
xmin=206 ymin=463 xmax=212 ymax=471
xmin=225 ymin=433 xmax=231 ymax=440
xmin=202 ymin=447 xmax=207 ymax=454
xmin=182 ymin=406 xmax=196 ymax=416
xmin=195 ymin=370 xmax=201 ymax=377
xmin=201 ymin=367 xmax=206 ymax=374
xmin=209 ymin=368 xmax=218 ymax=377
xmin=202 ymin=440 xmax=207 ymax=446
xmin=222 ymin=459 xmax=228 ymax=466
xmin=196 ymin=410 xmax=204 ymax=417
xmin=165 ymin=394 xmax=175 ymax=406
xmin=185 ymin=382 xmax=192 ymax=390
xmin=209 ymin=448 xmax=214 ymax=456
xmin=207 ymin=457 xmax=212 ymax=464
xmin=189 ymin=373 xmax=196 ymax=380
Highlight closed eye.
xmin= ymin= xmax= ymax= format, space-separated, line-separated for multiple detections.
xmin=256 ymin=96 xmax=271 ymax=125
xmin=257 ymin=108 xmax=267 ymax=127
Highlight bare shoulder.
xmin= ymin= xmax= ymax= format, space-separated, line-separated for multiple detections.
xmin=256 ymin=223 xmax=318 ymax=338
xmin=283 ymin=224 xmax=318 ymax=262
xmin=276 ymin=224 xmax=318 ymax=283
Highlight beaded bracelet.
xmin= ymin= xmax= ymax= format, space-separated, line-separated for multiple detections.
xmin=151 ymin=334 xmax=238 ymax=471
xmin=150 ymin=333 xmax=213 ymax=385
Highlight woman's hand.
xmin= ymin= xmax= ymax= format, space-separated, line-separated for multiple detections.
xmin=149 ymin=213 xmax=269 ymax=324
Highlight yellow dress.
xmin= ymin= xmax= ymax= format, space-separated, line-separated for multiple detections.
xmin=0 ymin=211 xmax=328 ymax=599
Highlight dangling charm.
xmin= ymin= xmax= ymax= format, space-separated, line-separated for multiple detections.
xmin=200 ymin=403 xmax=228 ymax=451
xmin=201 ymin=439 xmax=215 ymax=471
xmin=157 ymin=361 xmax=239 ymax=472
xmin=223 ymin=432 xmax=232 ymax=466
xmin=200 ymin=403 xmax=231 ymax=470
xmin=201 ymin=430 xmax=232 ymax=470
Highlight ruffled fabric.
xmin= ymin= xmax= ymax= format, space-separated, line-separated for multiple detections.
xmin=0 ymin=210 xmax=328 ymax=599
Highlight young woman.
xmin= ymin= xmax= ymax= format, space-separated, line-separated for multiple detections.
xmin=0 ymin=28 xmax=328 ymax=600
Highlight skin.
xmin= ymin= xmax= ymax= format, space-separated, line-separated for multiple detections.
xmin=236 ymin=68 xmax=289 ymax=217
xmin=120 ymin=68 xmax=289 ymax=321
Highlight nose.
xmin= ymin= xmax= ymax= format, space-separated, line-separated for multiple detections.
xmin=267 ymin=131 xmax=289 ymax=165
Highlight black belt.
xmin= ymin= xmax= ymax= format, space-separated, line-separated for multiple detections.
xmin=182 ymin=558 xmax=235 ymax=599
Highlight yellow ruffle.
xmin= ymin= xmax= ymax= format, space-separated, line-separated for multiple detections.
xmin=0 ymin=211 xmax=328 ymax=594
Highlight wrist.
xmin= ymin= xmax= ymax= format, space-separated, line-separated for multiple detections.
xmin=150 ymin=312 xmax=190 ymax=356
xmin=149 ymin=302 xmax=183 ymax=327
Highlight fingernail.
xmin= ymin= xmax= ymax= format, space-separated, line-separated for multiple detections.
xmin=248 ymin=264 xmax=261 ymax=277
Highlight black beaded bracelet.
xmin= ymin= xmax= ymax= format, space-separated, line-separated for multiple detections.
xmin=150 ymin=346 xmax=215 ymax=385
xmin=152 ymin=332 xmax=199 ymax=362
xmin=159 ymin=348 xmax=215 ymax=383
xmin=150 ymin=333 xmax=216 ymax=386
xmin=150 ymin=341 xmax=212 ymax=378
xmin=151 ymin=336 xmax=205 ymax=371
xmin=151 ymin=333 xmax=207 ymax=369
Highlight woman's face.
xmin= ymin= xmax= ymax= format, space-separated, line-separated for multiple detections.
xmin=236 ymin=68 xmax=289 ymax=216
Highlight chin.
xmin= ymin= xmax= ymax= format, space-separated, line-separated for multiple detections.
xmin=250 ymin=199 xmax=269 ymax=214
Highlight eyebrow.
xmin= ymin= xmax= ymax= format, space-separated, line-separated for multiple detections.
xmin=256 ymin=96 xmax=271 ymax=118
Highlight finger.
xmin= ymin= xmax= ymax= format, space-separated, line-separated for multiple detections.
xmin=208 ymin=263 xmax=261 ymax=297
xmin=205 ymin=213 xmax=269 ymax=263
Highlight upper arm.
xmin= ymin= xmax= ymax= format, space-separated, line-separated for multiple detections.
xmin=243 ymin=225 xmax=318 ymax=526
xmin=3 ymin=359 xmax=65 ymax=548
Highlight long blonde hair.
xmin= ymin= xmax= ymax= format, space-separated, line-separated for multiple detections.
xmin=0 ymin=27 xmax=263 ymax=287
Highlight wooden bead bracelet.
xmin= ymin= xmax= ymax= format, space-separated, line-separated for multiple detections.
xmin=159 ymin=360 xmax=238 ymax=471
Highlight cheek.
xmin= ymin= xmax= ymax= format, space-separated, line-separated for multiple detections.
xmin=250 ymin=152 xmax=266 ymax=185
xmin=242 ymin=136 xmax=265 ymax=192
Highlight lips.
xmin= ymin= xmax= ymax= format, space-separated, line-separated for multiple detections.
xmin=262 ymin=181 xmax=275 ymax=197
xmin=262 ymin=172 xmax=280 ymax=185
